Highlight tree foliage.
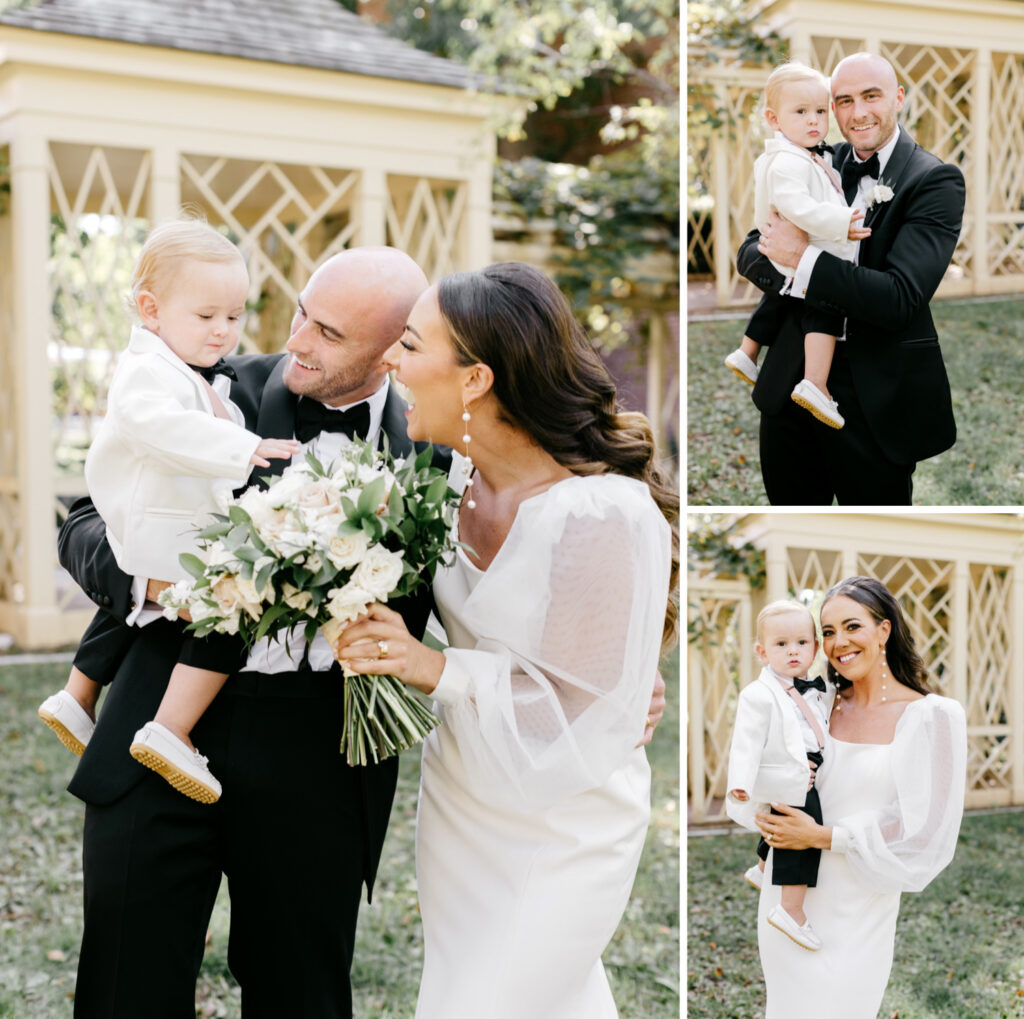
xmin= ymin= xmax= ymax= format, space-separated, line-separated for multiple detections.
xmin=360 ymin=0 xmax=678 ymax=345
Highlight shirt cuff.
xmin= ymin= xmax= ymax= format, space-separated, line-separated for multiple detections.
xmin=829 ymin=825 xmax=850 ymax=854
xmin=126 ymin=576 xmax=149 ymax=626
xmin=790 ymin=246 xmax=822 ymax=299
xmin=431 ymin=649 xmax=475 ymax=705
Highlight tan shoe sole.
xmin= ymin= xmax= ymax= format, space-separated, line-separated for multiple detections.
xmin=744 ymin=873 xmax=763 ymax=891
xmin=791 ymin=392 xmax=844 ymax=429
xmin=38 ymin=708 xmax=87 ymax=756
xmin=767 ymin=912 xmax=821 ymax=951
xmin=727 ymin=363 xmax=757 ymax=386
xmin=129 ymin=744 xmax=220 ymax=804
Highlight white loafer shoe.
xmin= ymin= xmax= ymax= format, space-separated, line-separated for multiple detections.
xmin=38 ymin=690 xmax=95 ymax=756
xmin=791 ymin=379 xmax=844 ymax=429
xmin=129 ymin=721 xmax=222 ymax=804
xmin=767 ymin=905 xmax=822 ymax=951
xmin=725 ymin=349 xmax=759 ymax=385
xmin=744 ymin=864 xmax=764 ymax=890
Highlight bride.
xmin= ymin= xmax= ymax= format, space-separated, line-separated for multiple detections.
xmin=334 ymin=261 xmax=678 ymax=1018
xmin=756 ymin=576 xmax=967 ymax=1018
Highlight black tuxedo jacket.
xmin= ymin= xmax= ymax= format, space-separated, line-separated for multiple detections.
xmin=737 ymin=128 xmax=966 ymax=466
xmin=57 ymin=354 xmax=446 ymax=892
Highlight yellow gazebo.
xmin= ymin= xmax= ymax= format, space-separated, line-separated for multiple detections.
xmin=0 ymin=0 xmax=498 ymax=647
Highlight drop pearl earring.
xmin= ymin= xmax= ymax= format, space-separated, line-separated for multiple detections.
xmin=462 ymin=405 xmax=476 ymax=509
xmin=880 ymin=645 xmax=888 ymax=702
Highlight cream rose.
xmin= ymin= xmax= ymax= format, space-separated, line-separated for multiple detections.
xmin=351 ymin=546 xmax=405 ymax=600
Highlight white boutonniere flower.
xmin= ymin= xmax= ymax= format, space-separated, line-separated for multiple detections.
xmin=866 ymin=178 xmax=894 ymax=210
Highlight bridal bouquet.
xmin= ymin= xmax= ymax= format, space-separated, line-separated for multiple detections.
xmin=157 ymin=441 xmax=460 ymax=766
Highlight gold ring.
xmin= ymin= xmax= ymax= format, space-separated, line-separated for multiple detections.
xmin=377 ymin=640 xmax=389 ymax=659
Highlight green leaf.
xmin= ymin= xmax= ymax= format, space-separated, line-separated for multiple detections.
xmin=179 ymin=553 xmax=207 ymax=580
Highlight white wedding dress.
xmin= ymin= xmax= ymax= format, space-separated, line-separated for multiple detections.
xmin=413 ymin=464 xmax=672 ymax=1019
xmin=758 ymin=694 xmax=967 ymax=1018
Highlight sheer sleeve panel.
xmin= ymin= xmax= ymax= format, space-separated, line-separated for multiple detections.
xmin=430 ymin=474 xmax=672 ymax=806
xmin=830 ymin=695 xmax=967 ymax=893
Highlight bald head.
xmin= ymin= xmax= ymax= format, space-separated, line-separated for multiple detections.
xmin=829 ymin=52 xmax=904 ymax=158
xmin=283 ymin=246 xmax=429 ymax=406
xmin=314 ymin=246 xmax=430 ymax=354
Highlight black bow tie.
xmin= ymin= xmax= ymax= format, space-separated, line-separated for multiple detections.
xmin=189 ymin=358 xmax=237 ymax=383
xmin=294 ymin=397 xmax=371 ymax=444
xmin=841 ymin=153 xmax=881 ymax=200
xmin=793 ymin=676 xmax=827 ymax=695
xmin=808 ymin=141 xmax=834 ymax=156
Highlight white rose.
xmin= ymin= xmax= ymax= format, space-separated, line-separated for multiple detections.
xmin=351 ymin=546 xmax=404 ymax=600
xmin=325 ymin=529 xmax=371 ymax=570
xmin=281 ymin=583 xmax=313 ymax=613
xmin=324 ymin=582 xmax=373 ymax=626
xmin=236 ymin=487 xmax=275 ymax=529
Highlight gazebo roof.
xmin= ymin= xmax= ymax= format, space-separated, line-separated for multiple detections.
xmin=0 ymin=0 xmax=475 ymax=89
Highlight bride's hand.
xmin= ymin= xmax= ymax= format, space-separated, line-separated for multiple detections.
xmin=332 ymin=603 xmax=445 ymax=695
xmin=756 ymin=803 xmax=830 ymax=851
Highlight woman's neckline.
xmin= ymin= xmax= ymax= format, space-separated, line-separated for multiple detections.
xmin=829 ymin=693 xmax=932 ymax=746
xmin=455 ymin=472 xmax=581 ymax=574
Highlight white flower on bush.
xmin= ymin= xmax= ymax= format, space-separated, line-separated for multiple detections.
xmin=351 ymin=546 xmax=404 ymax=601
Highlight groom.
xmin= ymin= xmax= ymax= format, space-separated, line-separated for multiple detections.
xmin=58 ymin=246 xmax=437 ymax=1019
xmin=737 ymin=52 xmax=966 ymax=505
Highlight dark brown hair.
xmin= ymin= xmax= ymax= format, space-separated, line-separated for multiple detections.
xmin=822 ymin=576 xmax=931 ymax=694
xmin=436 ymin=261 xmax=679 ymax=649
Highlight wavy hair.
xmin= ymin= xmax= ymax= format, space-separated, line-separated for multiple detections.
xmin=436 ymin=262 xmax=679 ymax=650
xmin=821 ymin=576 xmax=931 ymax=694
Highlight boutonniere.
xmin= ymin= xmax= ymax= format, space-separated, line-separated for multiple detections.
xmin=865 ymin=177 xmax=895 ymax=210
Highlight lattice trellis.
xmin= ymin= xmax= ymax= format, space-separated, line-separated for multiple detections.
xmin=810 ymin=36 xmax=868 ymax=77
xmin=688 ymin=584 xmax=752 ymax=823
xmin=857 ymin=553 xmax=953 ymax=692
xmin=181 ymin=154 xmax=361 ymax=354
xmin=386 ymin=175 xmax=467 ymax=282
xmin=881 ymin=43 xmax=974 ymax=279
xmin=786 ymin=547 xmax=844 ymax=598
xmin=965 ymin=564 xmax=1014 ymax=797
xmin=686 ymin=128 xmax=713 ymax=276
xmin=986 ymin=53 xmax=1024 ymax=276
xmin=48 ymin=143 xmax=150 ymax=470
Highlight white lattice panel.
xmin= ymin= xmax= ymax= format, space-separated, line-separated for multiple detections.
xmin=987 ymin=53 xmax=1024 ymax=276
xmin=48 ymin=144 xmax=150 ymax=471
xmin=786 ymin=547 xmax=844 ymax=598
xmin=386 ymin=175 xmax=466 ymax=282
xmin=966 ymin=564 xmax=1014 ymax=796
xmin=181 ymin=155 xmax=360 ymax=353
xmin=810 ymin=36 xmax=868 ymax=76
xmin=688 ymin=585 xmax=750 ymax=822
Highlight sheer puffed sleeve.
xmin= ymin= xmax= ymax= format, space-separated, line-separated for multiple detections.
xmin=829 ymin=695 xmax=967 ymax=893
xmin=429 ymin=471 xmax=672 ymax=806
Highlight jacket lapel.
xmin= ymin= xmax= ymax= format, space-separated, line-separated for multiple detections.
xmin=254 ymin=357 xmax=298 ymax=485
xmin=380 ymin=385 xmax=413 ymax=459
xmin=863 ymin=128 xmax=915 ymax=229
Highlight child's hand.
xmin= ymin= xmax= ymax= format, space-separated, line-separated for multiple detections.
xmin=730 ymin=789 xmax=750 ymax=802
xmin=250 ymin=438 xmax=301 ymax=467
xmin=848 ymin=209 xmax=872 ymax=241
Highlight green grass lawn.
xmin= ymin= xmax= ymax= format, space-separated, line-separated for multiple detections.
xmin=687 ymin=812 xmax=1024 ymax=1018
xmin=0 ymin=654 xmax=679 ymax=1017
xmin=688 ymin=297 xmax=1024 ymax=505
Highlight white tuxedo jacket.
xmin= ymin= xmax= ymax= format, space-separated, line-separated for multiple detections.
xmin=84 ymin=325 xmax=261 ymax=581
xmin=753 ymin=132 xmax=858 ymax=278
xmin=725 ymin=666 xmax=834 ymax=833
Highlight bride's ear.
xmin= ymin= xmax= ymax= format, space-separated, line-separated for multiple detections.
xmin=462 ymin=362 xmax=494 ymax=405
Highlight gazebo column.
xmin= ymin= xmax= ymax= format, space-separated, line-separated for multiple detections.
xmin=358 ymin=166 xmax=387 ymax=246
xmin=149 ymin=143 xmax=181 ymax=223
xmin=972 ymin=48 xmax=991 ymax=293
xmin=6 ymin=127 xmax=57 ymax=644
xmin=461 ymin=160 xmax=492 ymax=269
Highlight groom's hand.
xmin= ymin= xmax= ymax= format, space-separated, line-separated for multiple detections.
xmin=757 ymin=212 xmax=809 ymax=271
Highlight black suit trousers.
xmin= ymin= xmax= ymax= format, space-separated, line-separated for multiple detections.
xmin=74 ymin=661 xmax=396 ymax=1019
xmin=759 ymin=346 xmax=914 ymax=505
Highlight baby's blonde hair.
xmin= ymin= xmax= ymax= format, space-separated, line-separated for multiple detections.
xmin=756 ymin=599 xmax=816 ymax=645
xmin=763 ymin=61 xmax=829 ymax=113
xmin=131 ymin=217 xmax=245 ymax=305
